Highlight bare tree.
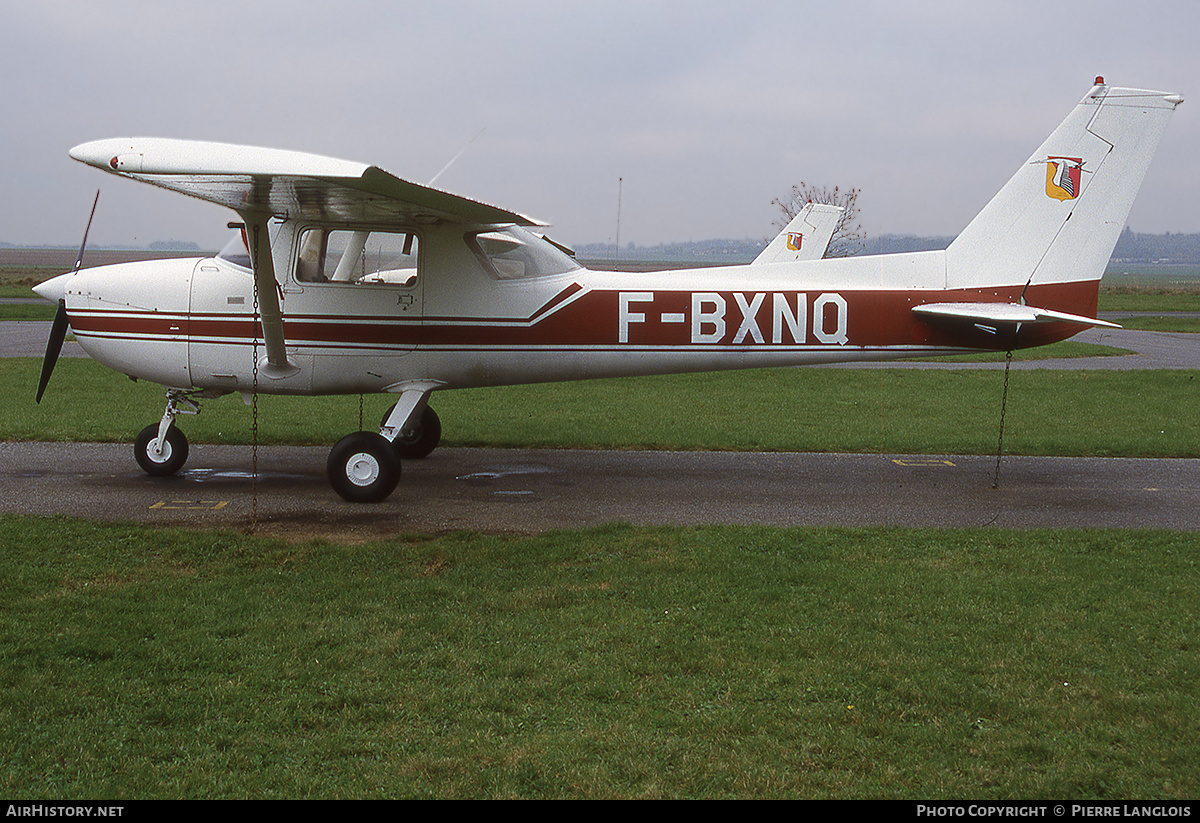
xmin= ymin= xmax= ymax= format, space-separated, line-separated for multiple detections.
xmin=770 ymin=182 xmax=865 ymax=258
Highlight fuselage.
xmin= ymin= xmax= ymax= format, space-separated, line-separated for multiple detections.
xmin=36 ymin=221 xmax=1092 ymax=397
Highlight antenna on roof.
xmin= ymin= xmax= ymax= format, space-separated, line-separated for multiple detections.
xmin=615 ymin=177 xmax=623 ymax=263
xmin=428 ymin=128 xmax=486 ymax=186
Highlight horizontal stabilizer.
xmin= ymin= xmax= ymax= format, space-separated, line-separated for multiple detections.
xmin=913 ymin=303 xmax=1121 ymax=328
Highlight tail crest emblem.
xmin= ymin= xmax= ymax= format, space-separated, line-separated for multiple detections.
xmin=1045 ymin=156 xmax=1084 ymax=201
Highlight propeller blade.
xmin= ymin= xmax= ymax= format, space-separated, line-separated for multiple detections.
xmin=36 ymin=301 xmax=70 ymax=403
xmin=73 ymin=190 xmax=100 ymax=273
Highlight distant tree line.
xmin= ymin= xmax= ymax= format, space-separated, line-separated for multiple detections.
xmin=1110 ymin=227 xmax=1200 ymax=263
xmin=852 ymin=227 xmax=1200 ymax=261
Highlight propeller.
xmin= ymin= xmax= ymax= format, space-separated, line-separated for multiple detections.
xmin=35 ymin=302 xmax=70 ymax=403
xmin=36 ymin=190 xmax=98 ymax=403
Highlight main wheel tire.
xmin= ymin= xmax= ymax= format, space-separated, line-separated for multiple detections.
xmin=134 ymin=423 xmax=189 ymax=477
xmin=380 ymin=404 xmax=442 ymax=459
xmin=327 ymin=431 xmax=401 ymax=503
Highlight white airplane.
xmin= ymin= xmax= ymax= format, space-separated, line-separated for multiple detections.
xmin=34 ymin=78 xmax=1182 ymax=502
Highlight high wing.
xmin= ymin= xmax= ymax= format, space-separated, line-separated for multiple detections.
xmin=69 ymin=137 xmax=544 ymax=228
xmin=752 ymin=202 xmax=843 ymax=264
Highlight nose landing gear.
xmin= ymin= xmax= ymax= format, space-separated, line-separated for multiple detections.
xmin=134 ymin=422 xmax=189 ymax=476
xmin=134 ymin=389 xmax=202 ymax=477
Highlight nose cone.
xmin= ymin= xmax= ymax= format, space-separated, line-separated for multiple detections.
xmin=33 ymin=272 xmax=73 ymax=303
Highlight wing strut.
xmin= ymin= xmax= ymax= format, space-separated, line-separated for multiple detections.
xmin=245 ymin=214 xmax=299 ymax=378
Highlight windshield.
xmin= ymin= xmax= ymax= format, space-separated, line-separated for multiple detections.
xmin=216 ymin=230 xmax=251 ymax=269
xmin=467 ymin=226 xmax=580 ymax=280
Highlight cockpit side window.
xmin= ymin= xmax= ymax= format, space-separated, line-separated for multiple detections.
xmin=294 ymin=228 xmax=420 ymax=286
xmin=466 ymin=226 xmax=580 ymax=281
xmin=296 ymin=228 xmax=329 ymax=282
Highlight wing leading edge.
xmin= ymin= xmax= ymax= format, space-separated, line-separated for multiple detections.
xmin=69 ymin=137 xmax=544 ymax=228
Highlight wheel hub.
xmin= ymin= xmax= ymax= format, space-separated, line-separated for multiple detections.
xmin=346 ymin=452 xmax=381 ymax=486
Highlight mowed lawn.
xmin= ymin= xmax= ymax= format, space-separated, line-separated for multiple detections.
xmin=2 ymin=517 xmax=1198 ymax=799
xmin=4 ymin=357 xmax=1198 ymax=457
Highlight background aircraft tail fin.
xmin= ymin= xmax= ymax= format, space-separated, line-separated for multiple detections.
xmin=946 ymin=80 xmax=1182 ymax=292
xmin=753 ymin=202 xmax=843 ymax=264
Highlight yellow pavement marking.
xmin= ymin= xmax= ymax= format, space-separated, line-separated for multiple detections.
xmin=149 ymin=500 xmax=230 ymax=510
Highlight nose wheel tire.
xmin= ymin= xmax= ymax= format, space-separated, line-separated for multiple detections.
xmin=327 ymin=431 xmax=401 ymax=503
xmin=134 ymin=423 xmax=189 ymax=477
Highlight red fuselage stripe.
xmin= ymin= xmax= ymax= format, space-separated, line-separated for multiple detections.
xmin=65 ymin=280 xmax=1100 ymax=353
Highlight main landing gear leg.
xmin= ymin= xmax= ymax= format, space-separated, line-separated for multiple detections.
xmin=379 ymin=387 xmax=441 ymax=460
xmin=134 ymin=389 xmax=200 ymax=476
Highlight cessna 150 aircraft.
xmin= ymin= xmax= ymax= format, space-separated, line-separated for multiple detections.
xmin=33 ymin=78 xmax=1182 ymax=502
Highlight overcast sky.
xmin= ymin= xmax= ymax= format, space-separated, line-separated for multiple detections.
xmin=2 ymin=0 xmax=1197 ymax=250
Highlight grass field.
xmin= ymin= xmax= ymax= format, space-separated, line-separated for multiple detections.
xmin=2 ymin=516 xmax=1197 ymax=799
xmin=5 ymin=358 xmax=1200 ymax=458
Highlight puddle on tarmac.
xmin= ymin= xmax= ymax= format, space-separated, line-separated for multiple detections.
xmin=183 ymin=468 xmax=309 ymax=482
xmin=457 ymin=464 xmax=556 ymax=487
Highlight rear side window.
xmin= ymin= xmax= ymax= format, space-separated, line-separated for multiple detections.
xmin=466 ymin=226 xmax=579 ymax=281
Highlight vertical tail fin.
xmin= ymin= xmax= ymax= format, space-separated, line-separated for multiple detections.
xmin=946 ymin=80 xmax=1183 ymax=291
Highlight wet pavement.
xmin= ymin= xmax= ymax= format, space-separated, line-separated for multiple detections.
xmin=2 ymin=442 xmax=1198 ymax=538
